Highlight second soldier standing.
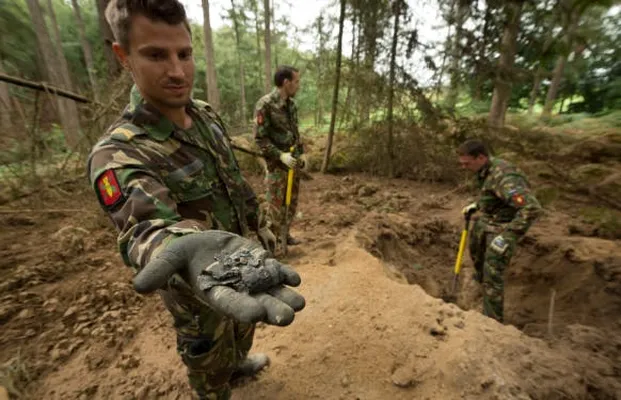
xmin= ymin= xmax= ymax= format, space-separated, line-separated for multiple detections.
xmin=254 ymin=66 xmax=308 ymax=249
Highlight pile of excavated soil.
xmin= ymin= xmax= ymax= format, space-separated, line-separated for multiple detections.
xmin=1 ymin=173 xmax=620 ymax=400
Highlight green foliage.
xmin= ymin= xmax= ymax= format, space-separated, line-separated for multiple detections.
xmin=534 ymin=186 xmax=560 ymax=207
xmin=580 ymin=207 xmax=621 ymax=239
xmin=325 ymin=119 xmax=463 ymax=182
xmin=0 ymin=0 xmax=38 ymax=76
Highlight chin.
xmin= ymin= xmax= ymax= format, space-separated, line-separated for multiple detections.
xmin=162 ymin=96 xmax=191 ymax=108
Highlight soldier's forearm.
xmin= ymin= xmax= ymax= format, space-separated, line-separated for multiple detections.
xmin=124 ymin=219 xmax=208 ymax=270
xmin=255 ymin=137 xmax=281 ymax=160
xmin=504 ymin=209 xmax=540 ymax=239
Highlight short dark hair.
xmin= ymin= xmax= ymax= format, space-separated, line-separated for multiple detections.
xmin=274 ymin=65 xmax=299 ymax=87
xmin=105 ymin=0 xmax=191 ymax=50
xmin=457 ymin=139 xmax=489 ymax=157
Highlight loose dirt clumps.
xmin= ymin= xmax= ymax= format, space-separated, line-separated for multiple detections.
xmin=1 ymin=173 xmax=621 ymax=399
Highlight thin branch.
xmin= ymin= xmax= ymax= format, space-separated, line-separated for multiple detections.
xmin=0 ymin=72 xmax=90 ymax=103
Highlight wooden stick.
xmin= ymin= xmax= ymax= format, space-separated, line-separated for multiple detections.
xmin=548 ymin=288 xmax=556 ymax=339
xmin=0 ymin=72 xmax=90 ymax=104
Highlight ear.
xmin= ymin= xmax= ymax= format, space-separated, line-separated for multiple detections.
xmin=112 ymin=42 xmax=131 ymax=70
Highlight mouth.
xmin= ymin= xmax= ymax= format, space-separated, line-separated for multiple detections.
xmin=164 ymin=85 xmax=188 ymax=95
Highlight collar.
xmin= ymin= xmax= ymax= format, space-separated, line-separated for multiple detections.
xmin=269 ymin=88 xmax=290 ymax=109
xmin=127 ymin=84 xmax=202 ymax=141
xmin=477 ymin=157 xmax=494 ymax=181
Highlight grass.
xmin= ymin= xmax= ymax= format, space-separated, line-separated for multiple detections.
xmin=579 ymin=206 xmax=621 ymax=239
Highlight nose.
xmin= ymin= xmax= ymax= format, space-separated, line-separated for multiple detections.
xmin=167 ymin=55 xmax=185 ymax=80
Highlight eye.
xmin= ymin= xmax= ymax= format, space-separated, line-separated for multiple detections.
xmin=147 ymin=50 xmax=166 ymax=61
xmin=179 ymin=49 xmax=193 ymax=61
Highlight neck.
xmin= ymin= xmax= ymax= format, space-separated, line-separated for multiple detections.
xmin=162 ymin=107 xmax=190 ymax=129
xmin=149 ymin=100 xmax=191 ymax=129
xmin=278 ymin=87 xmax=288 ymax=100
xmin=477 ymin=158 xmax=490 ymax=174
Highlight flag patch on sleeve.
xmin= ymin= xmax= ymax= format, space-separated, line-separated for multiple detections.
xmin=512 ymin=193 xmax=526 ymax=207
xmin=97 ymin=169 xmax=123 ymax=208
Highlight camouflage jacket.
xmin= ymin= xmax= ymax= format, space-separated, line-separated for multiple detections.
xmin=475 ymin=157 xmax=542 ymax=239
xmin=87 ymin=86 xmax=260 ymax=271
xmin=253 ymin=89 xmax=304 ymax=168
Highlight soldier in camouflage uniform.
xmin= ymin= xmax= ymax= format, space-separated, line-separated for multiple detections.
xmin=458 ymin=140 xmax=542 ymax=323
xmin=253 ymin=66 xmax=307 ymax=246
xmin=88 ymin=2 xmax=305 ymax=399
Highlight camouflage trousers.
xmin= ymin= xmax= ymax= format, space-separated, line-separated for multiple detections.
xmin=263 ymin=167 xmax=300 ymax=238
xmin=159 ymin=287 xmax=255 ymax=400
xmin=468 ymin=218 xmax=516 ymax=323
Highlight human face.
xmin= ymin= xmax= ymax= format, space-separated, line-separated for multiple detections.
xmin=284 ymin=71 xmax=301 ymax=98
xmin=112 ymin=15 xmax=194 ymax=111
xmin=459 ymin=154 xmax=488 ymax=172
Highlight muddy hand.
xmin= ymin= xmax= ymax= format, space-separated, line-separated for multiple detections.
xmin=133 ymin=231 xmax=305 ymax=326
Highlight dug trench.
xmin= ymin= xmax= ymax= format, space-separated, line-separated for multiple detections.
xmin=356 ymin=200 xmax=621 ymax=341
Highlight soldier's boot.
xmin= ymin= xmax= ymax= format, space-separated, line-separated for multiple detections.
xmin=286 ymin=235 xmax=301 ymax=246
xmin=231 ymin=353 xmax=270 ymax=383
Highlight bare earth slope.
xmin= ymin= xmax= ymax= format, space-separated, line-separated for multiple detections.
xmin=1 ymin=173 xmax=620 ymax=400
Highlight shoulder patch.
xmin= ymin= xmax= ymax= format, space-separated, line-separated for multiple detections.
xmin=96 ymin=170 xmax=124 ymax=209
xmin=256 ymin=110 xmax=264 ymax=125
xmin=512 ymin=193 xmax=526 ymax=207
xmin=110 ymin=124 xmax=144 ymax=142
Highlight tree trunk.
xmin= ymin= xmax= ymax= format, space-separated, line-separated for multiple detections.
xmin=202 ymin=0 xmax=221 ymax=110
xmin=352 ymin=11 xmax=363 ymax=130
xmin=339 ymin=8 xmax=357 ymax=129
xmin=71 ymin=0 xmax=99 ymax=102
xmin=359 ymin=5 xmax=380 ymax=125
xmin=386 ymin=0 xmax=402 ymax=178
xmin=321 ymin=0 xmax=346 ymax=174
xmin=46 ymin=0 xmax=74 ymax=91
xmin=541 ymin=4 xmax=580 ymax=119
xmin=96 ymin=0 xmax=122 ymax=77
xmin=434 ymin=0 xmax=455 ymax=102
xmin=434 ymin=35 xmax=450 ymax=102
xmin=473 ymin=5 xmax=492 ymax=101
xmin=488 ymin=0 xmax=522 ymax=128
xmin=0 ymin=61 xmax=12 ymax=130
xmin=541 ymin=54 xmax=568 ymax=118
xmin=559 ymin=93 xmax=566 ymax=114
xmin=271 ymin=0 xmax=278 ymax=67
xmin=263 ymin=0 xmax=272 ymax=93
xmin=26 ymin=0 xmax=82 ymax=149
xmin=230 ymin=0 xmax=246 ymax=122
xmin=446 ymin=0 xmax=469 ymax=111
xmin=252 ymin=0 xmax=263 ymax=86
xmin=527 ymin=66 xmax=543 ymax=114
xmin=316 ymin=14 xmax=325 ymax=127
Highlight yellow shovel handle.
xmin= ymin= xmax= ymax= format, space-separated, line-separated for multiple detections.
xmin=286 ymin=168 xmax=294 ymax=206
xmin=454 ymin=229 xmax=468 ymax=275
xmin=285 ymin=146 xmax=295 ymax=206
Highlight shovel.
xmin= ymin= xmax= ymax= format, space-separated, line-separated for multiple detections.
xmin=280 ymin=146 xmax=296 ymax=256
xmin=444 ymin=215 xmax=471 ymax=302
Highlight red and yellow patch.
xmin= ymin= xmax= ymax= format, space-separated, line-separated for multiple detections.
xmin=97 ymin=169 xmax=123 ymax=207
xmin=256 ymin=111 xmax=264 ymax=125
xmin=512 ymin=193 xmax=526 ymax=207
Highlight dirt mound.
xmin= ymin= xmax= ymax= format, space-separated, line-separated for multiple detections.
xmin=559 ymin=132 xmax=621 ymax=163
xmin=231 ymin=239 xmax=621 ymax=400
xmin=505 ymin=235 xmax=621 ymax=337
